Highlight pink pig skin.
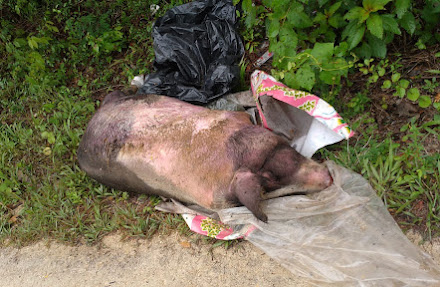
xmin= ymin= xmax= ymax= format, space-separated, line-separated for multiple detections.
xmin=78 ymin=91 xmax=332 ymax=222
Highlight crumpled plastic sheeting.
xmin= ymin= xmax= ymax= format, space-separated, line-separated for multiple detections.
xmin=136 ymin=0 xmax=244 ymax=104
xmin=217 ymin=161 xmax=440 ymax=286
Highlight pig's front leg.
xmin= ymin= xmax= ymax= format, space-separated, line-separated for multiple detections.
xmin=230 ymin=168 xmax=267 ymax=222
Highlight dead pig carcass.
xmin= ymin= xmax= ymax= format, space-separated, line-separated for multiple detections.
xmin=77 ymin=91 xmax=332 ymax=221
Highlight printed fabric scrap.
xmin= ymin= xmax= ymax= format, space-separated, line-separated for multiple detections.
xmin=182 ymin=214 xmax=255 ymax=240
xmin=251 ymin=70 xmax=354 ymax=139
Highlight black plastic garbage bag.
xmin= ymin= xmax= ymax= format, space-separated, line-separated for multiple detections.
xmin=137 ymin=0 xmax=244 ymax=104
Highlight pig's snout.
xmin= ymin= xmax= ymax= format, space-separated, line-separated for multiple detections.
xmin=321 ymin=168 xmax=333 ymax=188
xmin=298 ymin=161 xmax=333 ymax=191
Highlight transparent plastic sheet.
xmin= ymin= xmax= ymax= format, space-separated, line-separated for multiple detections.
xmin=152 ymin=86 xmax=440 ymax=285
xmin=216 ymin=161 xmax=440 ymax=286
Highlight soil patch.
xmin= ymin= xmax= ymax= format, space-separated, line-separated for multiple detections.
xmin=1 ymin=230 xmax=439 ymax=287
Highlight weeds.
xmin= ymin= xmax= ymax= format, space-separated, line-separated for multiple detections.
xmin=323 ymin=117 xmax=440 ymax=240
xmin=0 ymin=0 xmax=190 ymax=246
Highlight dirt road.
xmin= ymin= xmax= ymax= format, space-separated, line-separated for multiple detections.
xmin=1 ymin=231 xmax=439 ymax=287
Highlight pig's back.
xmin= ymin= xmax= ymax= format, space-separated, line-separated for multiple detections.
xmin=78 ymin=93 xmax=253 ymax=207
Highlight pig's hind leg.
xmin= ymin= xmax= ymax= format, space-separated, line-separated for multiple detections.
xmin=230 ymin=168 xmax=268 ymax=222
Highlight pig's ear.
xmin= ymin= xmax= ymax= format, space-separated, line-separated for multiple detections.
xmin=231 ymin=168 xmax=268 ymax=222
xmin=101 ymin=90 xmax=127 ymax=106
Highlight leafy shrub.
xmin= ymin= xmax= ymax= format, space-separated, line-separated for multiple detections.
xmin=238 ymin=0 xmax=440 ymax=94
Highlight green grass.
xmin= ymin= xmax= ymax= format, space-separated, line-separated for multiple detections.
xmin=0 ymin=0 xmax=192 ymax=246
xmin=1 ymin=0 xmax=439 ymax=246
xmin=322 ymin=116 xmax=440 ymax=239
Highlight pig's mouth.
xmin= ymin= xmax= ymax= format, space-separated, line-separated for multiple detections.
xmin=262 ymin=182 xmax=331 ymax=200
xmin=262 ymin=168 xmax=333 ymax=200
xmin=323 ymin=170 xmax=333 ymax=188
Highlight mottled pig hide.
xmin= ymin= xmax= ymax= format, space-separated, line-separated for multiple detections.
xmin=77 ymin=91 xmax=333 ymax=222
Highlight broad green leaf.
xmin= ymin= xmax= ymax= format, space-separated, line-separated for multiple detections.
xmin=13 ymin=38 xmax=26 ymax=48
xmin=324 ymin=29 xmax=337 ymax=42
xmin=395 ymin=0 xmax=410 ymax=19
xmin=314 ymin=12 xmax=327 ymax=23
xmin=242 ymin=0 xmax=253 ymax=13
xmin=391 ymin=72 xmax=401 ymax=82
xmin=296 ymin=65 xmax=316 ymax=91
xmin=284 ymin=72 xmax=300 ymax=89
xmin=334 ymin=42 xmax=348 ymax=57
xmin=357 ymin=42 xmax=372 ymax=58
xmin=28 ymin=37 xmax=38 ymax=49
xmin=322 ymin=57 xmax=348 ymax=73
xmin=347 ymin=24 xmax=365 ymax=50
xmin=279 ymin=25 xmax=298 ymax=50
xmin=382 ymin=80 xmax=392 ymax=89
xmin=419 ymin=95 xmax=432 ymax=108
xmin=320 ymin=70 xmax=341 ymax=85
xmin=47 ymin=133 xmax=56 ymax=144
xmin=41 ymin=131 xmax=55 ymax=144
xmin=400 ymin=12 xmax=416 ymax=35
xmin=421 ymin=2 xmax=440 ymax=24
xmin=407 ymin=88 xmax=420 ymax=101
xmin=287 ymin=1 xmax=304 ymax=12
xmin=398 ymin=79 xmax=409 ymax=89
xmin=395 ymin=86 xmax=406 ymax=98
xmin=29 ymin=52 xmax=45 ymax=70
xmin=368 ymin=37 xmax=387 ymax=59
xmin=243 ymin=0 xmax=257 ymax=29
xmin=328 ymin=13 xmax=344 ymax=28
xmin=287 ymin=10 xmax=313 ymax=28
xmin=363 ymin=0 xmax=391 ymax=12
xmin=344 ymin=7 xmax=369 ymax=23
xmin=268 ymin=20 xmax=280 ymax=38
xmin=311 ymin=42 xmax=334 ymax=62
xmin=367 ymin=13 xmax=383 ymax=39
xmin=272 ymin=8 xmax=288 ymax=20
xmin=382 ymin=14 xmax=401 ymax=35
xmin=318 ymin=0 xmax=330 ymax=7
xmin=342 ymin=21 xmax=356 ymax=40
xmin=272 ymin=0 xmax=292 ymax=9
xmin=46 ymin=24 xmax=59 ymax=33
xmin=328 ymin=2 xmax=342 ymax=16
xmin=269 ymin=39 xmax=281 ymax=54
xmin=37 ymin=36 xmax=51 ymax=45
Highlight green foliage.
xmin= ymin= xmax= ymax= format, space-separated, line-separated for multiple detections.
xmin=380 ymin=72 xmax=430 ymax=108
xmin=239 ymin=0 xmax=440 ymax=93
xmin=346 ymin=91 xmax=371 ymax=116
xmin=323 ymin=123 xmax=440 ymax=239
xmin=0 ymin=0 xmax=189 ymax=245
xmin=353 ymin=58 xmax=435 ymax=109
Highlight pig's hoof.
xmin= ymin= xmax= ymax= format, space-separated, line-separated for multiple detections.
xmin=255 ymin=211 xmax=268 ymax=223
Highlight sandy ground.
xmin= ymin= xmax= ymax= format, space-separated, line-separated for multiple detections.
xmin=1 ymin=231 xmax=439 ymax=287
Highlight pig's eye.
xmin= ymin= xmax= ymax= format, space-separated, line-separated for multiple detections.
xmin=261 ymin=171 xmax=275 ymax=181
